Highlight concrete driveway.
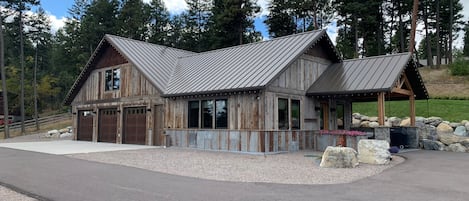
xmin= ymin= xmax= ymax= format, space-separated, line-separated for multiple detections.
xmin=0 ymin=140 xmax=155 ymax=155
xmin=0 ymin=148 xmax=468 ymax=201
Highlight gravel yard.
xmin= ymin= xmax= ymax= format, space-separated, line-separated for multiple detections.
xmin=69 ymin=147 xmax=404 ymax=185
xmin=0 ymin=185 xmax=36 ymax=201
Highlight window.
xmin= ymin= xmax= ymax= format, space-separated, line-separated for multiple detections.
xmin=188 ymin=101 xmax=199 ymax=128
xmin=278 ymin=98 xmax=301 ymax=130
xmin=188 ymin=99 xmax=228 ymax=129
xmin=201 ymin=100 xmax=213 ymax=128
xmin=291 ymin=100 xmax=300 ymax=129
xmin=337 ymin=103 xmax=345 ymax=129
xmin=105 ymin=68 xmax=120 ymax=91
xmin=278 ymin=98 xmax=289 ymax=129
xmin=215 ymin=100 xmax=227 ymax=128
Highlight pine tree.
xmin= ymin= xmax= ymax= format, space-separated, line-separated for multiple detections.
xmin=463 ymin=22 xmax=469 ymax=57
xmin=118 ymin=0 xmax=151 ymax=40
xmin=183 ymin=0 xmax=212 ymax=52
xmin=148 ymin=0 xmax=171 ymax=46
xmin=264 ymin=0 xmax=296 ymax=38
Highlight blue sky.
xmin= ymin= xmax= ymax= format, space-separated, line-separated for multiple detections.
xmin=36 ymin=0 xmax=469 ymax=48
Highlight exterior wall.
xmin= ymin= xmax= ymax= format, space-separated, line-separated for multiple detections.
xmin=71 ymin=60 xmax=164 ymax=145
xmin=165 ymin=93 xmax=263 ymax=130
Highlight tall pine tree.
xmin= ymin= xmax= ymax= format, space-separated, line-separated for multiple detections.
xmin=118 ymin=0 xmax=150 ymax=40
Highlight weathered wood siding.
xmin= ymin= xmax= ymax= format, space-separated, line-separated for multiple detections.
xmin=165 ymin=93 xmax=263 ymax=130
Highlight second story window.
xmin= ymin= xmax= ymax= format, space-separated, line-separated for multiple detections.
xmin=105 ymin=68 xmax=120 ymax=91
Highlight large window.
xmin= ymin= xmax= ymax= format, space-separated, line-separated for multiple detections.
xmin=105 ymin=68 xmax=120 ymax=91
xmin=188 ymin=101 xmax=199 ymax=128
xmin=278 ymin=98 xmax=301 ymax=130
xmin=189 ymin=99 xmax=227 ymax=129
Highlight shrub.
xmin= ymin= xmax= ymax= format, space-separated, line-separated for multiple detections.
xmin=450 ymin=58 xmax=469 ymax=76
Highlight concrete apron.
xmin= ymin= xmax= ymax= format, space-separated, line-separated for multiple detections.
xmin=0 ymin=140 xmax=156 ymax=155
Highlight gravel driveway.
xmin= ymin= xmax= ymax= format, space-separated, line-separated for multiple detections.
xmin=0 ymin=185 xmax=37 ymax=201
xmin=69 ymin=147 xmax=404 ymax=185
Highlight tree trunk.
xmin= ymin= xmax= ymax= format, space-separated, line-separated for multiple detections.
xmin=409 ymin=0 xmax=419 ymax=54
xmin=424 ymin=0 xmax=433 ymax=67
xmin=448 ymin=0 xmax=453 ymax=64
xmin=399 ymin=2 xmax=405 ymax=53
xmin=436 ymin=0 xmax=441 ymax=67
xmin=19 ymin=9 xmax=25 ymax=134
xmin=34 ymin=44 xmax=39 ymax=131
xmin=0 ymin=14 xmax=10 ymax=139
xmin=390 ymin=0 xmax=395 ymax=52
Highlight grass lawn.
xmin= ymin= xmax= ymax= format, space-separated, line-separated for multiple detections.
xmin=353 ymin=99 xmax=469 ymax=122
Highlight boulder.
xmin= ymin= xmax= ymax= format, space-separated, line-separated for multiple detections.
xmin=59 ymin=132 xmax=73 ymax=138
xmin=384 ymin=122 xmax=392 ymax=127
xmin=453 ymin=126 xmax=467 ymax=137
xmin=352 ymin=113 xmax=362 ymax=119
xmin=337 ymin=119 xmax=344 ymax=127
xmin=387 ymin=117 xmax=401 ymax=127
xmin=460 ymin=139 xmax=469 ymax=148
xmin=369 ymin=122 xmax=380 ymax=128
xmin=425 ymin=117 xmax=442 ymax=127
xmin=461 ymin=120 xmax=469 ymax=125
xmin=400 ymin=118 xmax=411 ymax=127
xmin=320 ymin=146 xmax=359 ymax=168
xmin=416 ymin=116 xmax=426 ymax=123
xmin=422 ymin=139 xmax=445 ymax=151
xmin=369 ymin=117 xmax=378 ymax=122
xmin=358 ymin=139 xmax=391 ymax=165
xmin=59 ymin=128 xmax=69 ymax=134
xmin=465 ymin=122 xmax=469 ymax=131
xmin=436 ymin=123 xmax=453 ymax=134
xmin=419 ymin=125 xmax=437 ymax=141
xmin=447 ymin=143 xmax=467 ymax=153
xmin=360 ymin=115 xmax=370 ymax=121
xmin=352 ymin=118 xmax=361 ymax=128
xmin=360 ymin=121 xmax=370 ymax=128
xmin=438 ymin=133 xmax=465 ymax=145
xmin=45 ymin=130 xmax=60 ymax=138
xmin=450 ymin=123 xmax=462 ymax=128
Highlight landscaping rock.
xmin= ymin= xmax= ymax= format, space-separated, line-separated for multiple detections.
xmin=422 ymin=139 xmax=445 ymax=151
xmin=388 ymin=117 xmax=401 ymax=127
xmin=438 ymin=133 xmax=465 ymax=145
xmin=60 ymin=132 xmax=73 ymax=138
xmin=357 ymin=139 xmax=391 ymax=165
xmin=416 ymin=117 xmax=426 ymax=123
xmin=450 ymin=123 xmax=462 ymax=128
xmin=320 ymin=146 xmax=359 ymax=168
xmin=419 ymin=125 xmax=438 ymax=141
xmin=59 ymin=128 xmax=69 ymax=134
xmin=436 ymin=123 xmax=453 ymax=134
xmin=369 ymin=122 xmax=379 ymax=128
xmin=369 ymin=117 xmax=378 ymax=122
xmin=454 ymin=126 xmax=467 ymax=137
xmin=447 ymin=143 xmax=467 ymax=153
xmin=45 ymin=130 xmax=60 ymax=138
xmin=337 ymin=119 xmax=343 ymax=127
xmin=425 ymin=117 xmax=442 ymax=127
xmin=461 ymin=120 xmax=469 ymax=125
xmin=360 ymin=115 xmax=369 ymax=121
xmin=352 ymin=113 xmax=362 ymax=119
xmin=352 ymin=118 xmax=361 ymax=128
xmin=384 ymin=122 xmax=392 ymax=127
xmin=360 ymin=121 xmax=370 ymax=128
xmin=400 ymin=118 xmax=411 ymax=127
xmin=460 ymin=139 xmax=469 ymax=148
xmin=465 ymin=122 xmax=469 ymax=131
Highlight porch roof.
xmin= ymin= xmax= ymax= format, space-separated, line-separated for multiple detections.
xmin=306 ymin=53 xmax=429 ymax=101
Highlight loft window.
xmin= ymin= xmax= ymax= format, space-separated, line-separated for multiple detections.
xmin=188 ymin=99 xmax=228 ymax=129
xmin=278 ymin=98 xmax=301 ymax=130
xmin=105 ymin=68 xmax=120 ymax=91
xmin=188 ymin=101 xmax=199 ymax=128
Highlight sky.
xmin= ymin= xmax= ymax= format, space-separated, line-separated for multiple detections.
xmin=37 ymin=0 xmax=469 ymax=49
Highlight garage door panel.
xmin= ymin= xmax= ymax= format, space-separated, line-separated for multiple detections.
xmin=123 ymin=107 xmax=146 ymax=145
xmin=77 ymin=110 xmax=93 ymax=141
xmin=98 ymin=108 xmax=117 ymax=143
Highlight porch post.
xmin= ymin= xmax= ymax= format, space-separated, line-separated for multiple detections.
xmin=378 ymin=92 xmax=385 ymax=126
xmin=410 ymin=93 xmax=416 ymax=126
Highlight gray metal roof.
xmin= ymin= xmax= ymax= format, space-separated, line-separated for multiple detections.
xmin=105 ymin=35 xmax=194 ymax=91
xmin=307 ymin=52 xmax=429 ymax=100
xmin=164 ymin=30 xmax=340 ymax=96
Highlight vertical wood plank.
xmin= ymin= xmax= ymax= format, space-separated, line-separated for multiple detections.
xmin=378 ymin=92 xmax=385 ymax=126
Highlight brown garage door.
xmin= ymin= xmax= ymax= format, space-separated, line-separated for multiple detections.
xmin=77 ymin=110 xmax=93 ymax=141
xmin=98 ymin=108 xmax=117 ymax=143
xmin=123 ymin=107 xmax=147 ymax=145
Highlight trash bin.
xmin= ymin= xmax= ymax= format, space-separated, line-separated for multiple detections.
xmin=390 ymin=127 xmax=408 ymax=149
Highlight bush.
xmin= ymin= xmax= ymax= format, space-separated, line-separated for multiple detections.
xmin=450 ymin=58 xmax=469 ymax=76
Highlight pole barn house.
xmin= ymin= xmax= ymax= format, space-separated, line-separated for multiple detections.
xmin=64 ymin=30 xmax=428 ymax=152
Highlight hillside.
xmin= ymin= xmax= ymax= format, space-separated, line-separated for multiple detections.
xmin=419 ymin=66 xmax=469 ymax=99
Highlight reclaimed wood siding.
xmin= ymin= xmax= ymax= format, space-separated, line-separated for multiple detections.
xmin=72 ymin=63 xmax=160 ymax=104
xmin=165 ymin=93 xmax=263 ymax=130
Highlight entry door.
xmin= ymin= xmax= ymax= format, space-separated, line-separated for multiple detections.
xmin=320 ymin=102 xmax=329 ymax=130
xmin=153 ymin=105 xmax=164 ymax=146
xmin=77 ymin=110 xmax=93 ymax=141
xmin=98 ymin=108 xmax=118 ymax=143
xmin=123 ymin=107 xmax=147 ymax=145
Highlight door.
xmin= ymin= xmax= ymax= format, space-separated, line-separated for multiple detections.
xmin=123 ymin=107 xmax=147 ymax=145
xmin=98 ymin=108 xmax=118 ymax=143
xmin=77 ymin=110 xmax=93 ymax=141
xmin=153 ymin=105 xmax=164 ymax=146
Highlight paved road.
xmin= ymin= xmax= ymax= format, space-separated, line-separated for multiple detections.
xmin=0 ymin=148 xmax=468 ymax=201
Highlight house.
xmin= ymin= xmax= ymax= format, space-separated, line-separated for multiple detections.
xmin=64 ymin=30 xmax=428 ymax=152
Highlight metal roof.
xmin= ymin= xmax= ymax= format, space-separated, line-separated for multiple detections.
xmin=306 ymin=52 xmax=429 ymax=100
xmin=64 ymin=35 xmax=193 ymax=105
xmin=164 ymin=30 xmax=341 ymax=96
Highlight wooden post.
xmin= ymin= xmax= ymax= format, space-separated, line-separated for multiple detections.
xmin=410 ymin=94 xmax=416 ymax=126
xmin=378 ymin=92 xmax=386 ymax=126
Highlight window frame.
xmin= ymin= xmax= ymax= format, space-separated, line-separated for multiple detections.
xmin=277 ymin=98 xmax=301 ymax=130
xmin=188 ymin=99 xmax=228 ymax=129
xmin=104 ymin=68 xmax=120 ymax=91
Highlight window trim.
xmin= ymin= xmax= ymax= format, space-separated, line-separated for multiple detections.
xmin=104 ymin=68 xmax=120 ymax=92
xmin=277 ymin=98 xmax=301 ymax=130
xmin=188 ymin=99 xmax=228 ymax=129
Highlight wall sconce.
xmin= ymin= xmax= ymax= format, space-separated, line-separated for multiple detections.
xmin=147 ymin=108 xmax=152 ymax=112
xmin=72 ymin=112 xmax=77 ymax=115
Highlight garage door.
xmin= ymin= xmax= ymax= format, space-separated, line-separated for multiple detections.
xmin=123 ymin=107 xmax=147 ymax=145
xmin=98 ymin=108 xmax=118 ymax=143
xmin=77 ymin=110 xmax=93 ymax=141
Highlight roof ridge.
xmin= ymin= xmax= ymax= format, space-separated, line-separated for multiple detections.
xmin=104 ymin=34 xmax=195 ymax=54
xmin=344 ymin=52 xmax=410 ymax=62
xmin=178 ymin=30 xmax=325 ymax=59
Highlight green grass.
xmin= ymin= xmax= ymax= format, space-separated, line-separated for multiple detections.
xmin=353 ymin=99 xmax=469 ymax=122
